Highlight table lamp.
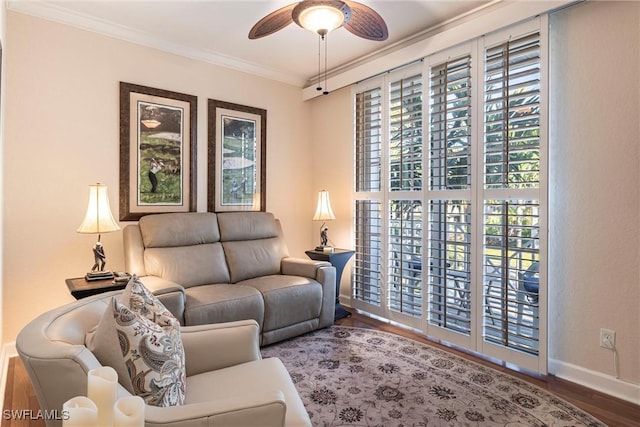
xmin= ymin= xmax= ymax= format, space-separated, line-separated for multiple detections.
xmin=77 ymin=183 xmax=120 ymax=281
xmin=313 ymin=190 xmax=335 ymax=251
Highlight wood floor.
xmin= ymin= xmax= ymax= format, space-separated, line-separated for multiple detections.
xmin=2 ymin=311 xmax=639 ymax=426
xmin=2 ymin=357 xmax=45 ymax=427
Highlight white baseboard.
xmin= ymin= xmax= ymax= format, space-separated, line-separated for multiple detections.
xmin=0 ymin=342 xmax=18 ymax=415
xmin=549 ymin=358 xmax=640 ymax=405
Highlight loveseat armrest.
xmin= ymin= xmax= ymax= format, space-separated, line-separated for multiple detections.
xmin=315 ymin=265 xmax=336 ymax=328
xmin=145 ymin=390 xmax=286 ymax=427
xmin=137 ymin=275 xmax=185 ymax=296
xmin=281 ymin=257 xmax=331 ymax=279
xmin=181 ymin=320 xmax=261 ymax=376
xmin=282 ymin=257 xmax=336 ymax=329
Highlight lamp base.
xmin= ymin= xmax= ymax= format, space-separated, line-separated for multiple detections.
xmin=315 ymin=245 xmax=335 ymax=253
xmin=85 ymin=271 xmax=115 ymax=281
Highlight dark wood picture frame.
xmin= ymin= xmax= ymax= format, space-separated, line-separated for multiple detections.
xmin=208 ymin=99 xmax=266 ymax=212
xmin=119 ymin=82 xmax=197 ymax=221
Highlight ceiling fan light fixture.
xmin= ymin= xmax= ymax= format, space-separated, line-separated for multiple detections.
xmin=250 ymin=0 xmax=387 ymax=41
xmin=293 ymin=1 xmax=350 ymax=35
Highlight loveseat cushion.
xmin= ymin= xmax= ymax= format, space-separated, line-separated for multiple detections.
xmin=217 ymin=212 xmax=280 ymax=241
xmin=144 ymin=243 xmax=230 ymax=287
xmin=223 ymin=238 xmax=287 ymax=283
xmin=217 ymin=212 xmax=290 ymax=283
xmin=139 ymin=212 xmax=220 ymax=248
xmin=238 ymin=275 xmax=323 ymax=332
xmin=184 ymin=284 xmax=264 ymax=329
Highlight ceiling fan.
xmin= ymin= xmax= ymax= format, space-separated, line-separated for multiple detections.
xmin=249 ymin=0 xmax=388 ymax=41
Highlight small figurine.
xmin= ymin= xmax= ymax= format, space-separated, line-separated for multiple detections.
xmin=91 ymin=241 xmax=106 ymax=272
xmin=320 ymin=227 xmax=328 ymax=247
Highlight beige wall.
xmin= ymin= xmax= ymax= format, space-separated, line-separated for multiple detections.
xmin=2 ymin=11 xmax=314 ymax=342
xmin=308 ymin=86 xmax=354 ymax=297
xmin=0 ymin=1 xmax=6 ymax=348
xmin=548 ymin=1 xmax=639 ymax=384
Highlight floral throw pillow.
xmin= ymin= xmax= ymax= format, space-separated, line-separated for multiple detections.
xmin=120 ymin=274 xmax=177 ymax=327
xmin=86 ymin=276 xmax=186 ymax=407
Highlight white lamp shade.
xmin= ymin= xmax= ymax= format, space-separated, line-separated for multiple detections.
xmin=298 ymin=5 xmax=346 ymax=34
xmin=313 ymin=190 xmax=336 ymax=221
xmin=77 ymin=184 xmax=120 ymax=234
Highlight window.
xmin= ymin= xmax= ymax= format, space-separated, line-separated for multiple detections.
xmin=352 ymin=19 xmax=547 ymax=372
xmin=484 ymin=33 xmax=541 ymax=190
xmin=430 ymin=55 xmax=472 ymax=191
xmin=482 ymin=32 xmax=542 ymax=354
xmin=355 ymin=87 xmax=382 ymax=192
xmin=353 ymin=200 xmax=383 ymax=306
xmin=388 ymin=200 xmax=422 ymax=317
xmin=428 ymin=53 xmax=473 ymax=335
xmin=389 ymin=73 xmax=423 ymax=192
xmin=353 ymin=86 xmax=384 ymax=311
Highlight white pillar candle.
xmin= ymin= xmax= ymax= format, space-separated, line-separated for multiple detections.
xmin=63 ymin=396 xmax=98 ymax=427
xmin=113 ymin=396 xmax=145 ymax=427
xmin=87 ymin=367 xmax=118 ymax=427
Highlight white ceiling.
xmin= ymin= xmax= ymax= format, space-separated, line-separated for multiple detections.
xmin=8 ymin=0 xmax=496 ymax=87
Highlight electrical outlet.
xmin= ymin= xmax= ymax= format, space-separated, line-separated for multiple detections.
xmin=600 ymin=328 xmax=616 ymax=350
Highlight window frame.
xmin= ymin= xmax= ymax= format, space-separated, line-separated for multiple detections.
xmin=351 ymin=17 xmax=548 ymax=374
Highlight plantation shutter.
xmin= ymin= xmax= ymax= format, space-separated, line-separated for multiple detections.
xmin=388 ymin=200 xmax=422 ymax=317
xmin=429 ymin=55 xmax=472 ymax=190
xmin=484 ymin=33 xmax=541 ymax=189
xmin=355 ymin=88 xmax=383 ymax=192
xmin=353 ymin=200 xmax=383 ymax=306
xmin=428 ymin=200 xmax=472 ymax=334
xmin=387 ymin=71 xmax=424 ymax=321
xmin=483 ymin=200 xmax=540 ymax=353
xmin=482 ymin=32 xmax=542 ymax=355
xmin=427 ymin=54 xmax=473 ymax=335
xmin=353 ymin=85 xmax=384 ymax=310
xmin=389 ymin=73 xmax=423 ymax=192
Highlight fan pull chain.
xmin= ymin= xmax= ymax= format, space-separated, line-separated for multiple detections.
xmin=316 ymin=34 xmax=322 ymax=92
xmin=315 ymin=29 xmax=330 ymax=95
xmin=323 ymin=33 xmax=329 ymax=95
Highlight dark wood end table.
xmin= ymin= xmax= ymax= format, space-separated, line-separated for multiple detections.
xmin=66 ymin=277 xmax=127 ymax=300
xmin=305 ymin=248 xmax=355 ymax=320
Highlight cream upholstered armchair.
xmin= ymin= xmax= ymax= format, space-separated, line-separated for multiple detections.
xmin=16 ymin=291 xmax=311 ymax=427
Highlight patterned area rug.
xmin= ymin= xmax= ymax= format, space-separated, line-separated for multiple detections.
xmin=261 ymin=326 xmax=605 ymax=426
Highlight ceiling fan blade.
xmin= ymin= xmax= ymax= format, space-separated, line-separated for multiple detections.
xmin=249 ymin=3 xmax=297 ymax=39
xmin=343 ymin=1 xmax=388 ymax=41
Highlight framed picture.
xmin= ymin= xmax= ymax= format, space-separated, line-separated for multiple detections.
xmin=208 ymin=99 xmax=266 ymax=212
xmin=119 ymin=82 xmax=197 ymax=221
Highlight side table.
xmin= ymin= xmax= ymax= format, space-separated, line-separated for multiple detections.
xmin=305 ymin=248 xmax=355 ymax=320
xmin=66 ymin=277 xmax=127 ymax=300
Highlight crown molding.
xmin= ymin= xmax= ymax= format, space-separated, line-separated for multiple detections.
xmin=302 ymin=0 xmax=579 ymax=100
xmin=6 ymin=0 xmax=306 ymax=87
xmin=7 ymin=0 xmax=580 ymax=97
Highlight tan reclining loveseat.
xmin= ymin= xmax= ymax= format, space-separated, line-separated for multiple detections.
xmin=123 ymin=211 xmax=336 ymax=345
